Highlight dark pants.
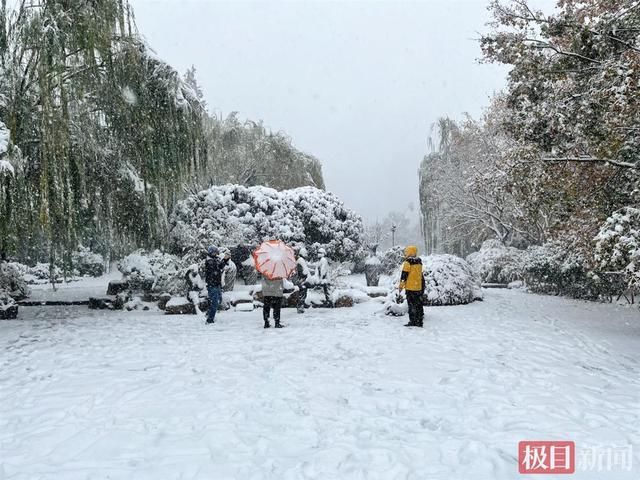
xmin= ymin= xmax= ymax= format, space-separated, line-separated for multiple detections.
xmin=297 ymin=282 xmax=308 ymax=311
xmin=263 ymin=296 xmax=282 ymax=324
xmin=406 ymin=291 xmax=424 ymax=326
xmin=207 ymin=286 xmax=222 ymax=322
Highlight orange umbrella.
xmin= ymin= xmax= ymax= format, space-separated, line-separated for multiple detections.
xmin=252 ymin=240 xmax=297 ymax=280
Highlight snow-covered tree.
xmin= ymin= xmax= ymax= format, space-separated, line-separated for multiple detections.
xmin=169 ymin=185 xmax=363 ymax=262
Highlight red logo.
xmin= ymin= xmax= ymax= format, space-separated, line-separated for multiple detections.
xmin=519 ymin=441 xmax=576 ymax=474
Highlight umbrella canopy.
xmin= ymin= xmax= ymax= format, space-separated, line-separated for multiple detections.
xmin=252 ymin=240 xmax=297 ymax=280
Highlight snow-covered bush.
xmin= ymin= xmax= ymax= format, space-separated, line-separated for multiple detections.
xmin=118 ymin=250 xmax=185 ymax=294
xmin=27 ymin=262 xmax=62 ymax=283
xmin=466 ymin=239 xmax=525 ymax=284
xmin=522 ymin=241 xmax=598 ymax=299
xmin=594 ymin=207 xmax=640 ymax=289
xmin=72 ymin=246 xmax=104 ymax=277
xmin=424 ymin=254 xmax=483 ymax=306
xmin=0 ymin=262 xmax=30 ymax=299
xmin=380 ymin=246 xmax=405 ymax=275
xmin=385 ymin=254 xmax=482 ymax=311
xmin=0 ymin=290 xmax=18 ymax=319
xmin=168 ymin=185 xmax=364 ymax=262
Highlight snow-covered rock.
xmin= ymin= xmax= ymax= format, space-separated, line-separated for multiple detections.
xmin=168 ymin=185 xmax=364 ymax=262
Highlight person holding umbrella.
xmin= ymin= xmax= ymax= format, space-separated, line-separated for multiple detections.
xmin=261 ymin=276 xmax=284 ymax=328
xmin=253 ymin=240 xmax=297 ymax=329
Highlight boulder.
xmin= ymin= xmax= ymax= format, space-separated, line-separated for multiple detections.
xmin=157 ymin=293 xmax=172 ymax=310
xmin=107 ymin=279 xmax=129 ymax=296
xmin=89 ymin=297 xmax=116 ymax=310
xmin=333 ymin=295 xmax=354 ymax=308
xmin=0 ymin=305 xmax=18 ymax=319
xmin=164 ymin=296 xmax=196 ymax=315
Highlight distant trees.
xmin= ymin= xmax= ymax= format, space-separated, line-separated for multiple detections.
xmin=420 ymin=0 xmax=640 ymax=281
xmin=0 ymin=1 xmax=325 ymax=266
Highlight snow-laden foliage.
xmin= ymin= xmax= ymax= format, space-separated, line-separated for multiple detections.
xmin=424 ymin=254 xmax=483 ymax=306
xmin=0 ymin=261 xmax=30 ymax=299
xmin=169 ymin=185 xmax=363 ymax=262
xmin=522 ymin=242 xmax=598 ymax=300
xmin=386 ymin=254 xmax=482 ymax=311
xmin=466 ymin=239 xmax=525 ymax=284
xmin=0 ymin=290 xmax=16 ymax=311
xmin=118 ymin=250 xmax=185 ymax=294
xmin=380 ymin=246 xmax=405 ymax=275
xmin=72 ymin=247 xmax=104 ymax=277
xmin=26 ymin=263 xmax=63 ymax=283
xmin=594 ymin=207 xmax=640 ymax=289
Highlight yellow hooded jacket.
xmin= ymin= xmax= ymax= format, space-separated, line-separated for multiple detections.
xmin=399 ymin=257 xmax=425 ymax=292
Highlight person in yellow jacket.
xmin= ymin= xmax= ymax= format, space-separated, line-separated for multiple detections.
xmin=398 ymin=245 xmax=425 ymax=327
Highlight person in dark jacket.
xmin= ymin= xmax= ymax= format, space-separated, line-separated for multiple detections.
xmin=295 ymin=247 xmax=310 ymax=313
xmin=204 ymin=246 xmax=230 ymax=324
xmin=261 ymin=276 xmax=284 ymax=328
xmin=398 ymin=245 xmax=425 ymax=328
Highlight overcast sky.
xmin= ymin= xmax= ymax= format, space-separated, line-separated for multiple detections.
xmin=130 ymin=0 xmax=548 ymax=221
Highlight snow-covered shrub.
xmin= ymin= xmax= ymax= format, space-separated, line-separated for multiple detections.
xmin=168 ymin=185 xmax=364 ymax=262
xmin=0 ymin=290 xmax=18 ymax=319
xmin=466 ymin=239 xmax=525 ymax=284
xmin=72 ymin=246 xmax=104 ymax=277
xmin=0 ymin=262 xmax=30 ymax=299
xmin=118 ymin=250 xmax=185 ymax=294
xmin=27 ymin=262 xmax=62 ymax=283
xmin=385 ymin=254 xmax=482 ymax=310
xmin=522 ymin=241 xmax=598 ymax=299
xmin=380 ymin=246 xmax=405 ymax=275
xmin=594 ymin=207 xmax=640 ymax=289
xmin=424 ymin=254 xmax=483 ymax=306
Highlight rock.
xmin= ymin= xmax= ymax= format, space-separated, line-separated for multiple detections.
xmin=89 ymin=297 xmax=115 ymax=310
xmin=164 ymin=296 xmax=196 ymax=315
xmin=106 ymin=279 xmax=129 ymax=295
xmin=157 ymin=293 xmax=172 ymax=310
xmin=333 ymin=295 xmax=354 ymax=308
xmin=0 ymin=305 xmax=18 ymax=319
xmin=235 ymin=302 xmax=254 ymax=312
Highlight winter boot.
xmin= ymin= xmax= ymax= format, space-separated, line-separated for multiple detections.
xmin=404 ymin=322 xmax=417 ymax=327
xmin=206 ymin=316 xmax=215 ymax=324
xmin=275 ymin=321 xmax=284 ymax=328
xmin=264 ymin=320 xmax=271 ymax=328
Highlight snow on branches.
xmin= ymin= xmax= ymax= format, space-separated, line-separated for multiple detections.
xmin=595 ymin=207 xmax=640 ymax=288
xmin=169 ymin=185 xmax=364 ymax=262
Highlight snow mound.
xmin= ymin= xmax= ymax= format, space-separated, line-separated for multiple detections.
xmin=168 ymin=185 xmax=364 ymax=262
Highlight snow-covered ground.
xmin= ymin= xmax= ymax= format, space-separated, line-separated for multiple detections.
xmin=1 ymin=289 xmax=639 ymax=479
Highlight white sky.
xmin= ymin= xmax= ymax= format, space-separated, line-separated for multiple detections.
xmin=130 ymin=0 xmax=553 ymax=220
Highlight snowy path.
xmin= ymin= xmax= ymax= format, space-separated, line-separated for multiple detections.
xmin=1 ymin=290 xmax=639 ymax=479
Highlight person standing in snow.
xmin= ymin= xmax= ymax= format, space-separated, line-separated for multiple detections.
xmin=204 ymin=246 xmax=230 ymax=324
xmin=398 ymin=245 xmax=425 ymax=328
xmin=316 ymin=247 xmax=330 ymax=303
xmin=295 ymin=247 xmax=311 ymax=313
xmin=261 ymin=276 xmax=284 ymax=328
